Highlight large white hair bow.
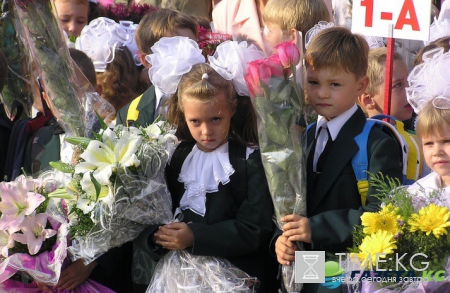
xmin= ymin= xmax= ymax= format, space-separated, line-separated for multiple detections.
xmin=426 ymin=0 xmax=450 ymax=45
xmin=76 ymin=17 xmax=139 ymax=72
xmin=208 ymin=40 xmax=265 ymax=96
xmin=406 ymin=48 xmax=450 ymax=114
xmin=146 ymin=37 xmax=265 ymax=96
xmin=146 ymin=37 xmax=205 ymax=95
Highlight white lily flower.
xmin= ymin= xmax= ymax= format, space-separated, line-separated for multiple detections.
xmin=77 ymin=172 xmax=113 ymax=213
xmin=77 ymin=133 xmax=142 ymax=185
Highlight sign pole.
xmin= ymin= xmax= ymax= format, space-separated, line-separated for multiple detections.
xmin=383 ymin=24 xmax=394 ymax=117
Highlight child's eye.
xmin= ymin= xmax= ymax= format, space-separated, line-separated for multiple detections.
xmin=190 ymin=120 xmax=199 ymax=125
xmin=60 ymin=18 xmax=69 ymax=23
xmin=212 ymin=117 xmax=221 ymax=122
xmin=330 ymin=83 xmax=340 ymax=87
xmin=423 ymin=142 xmax=433 ymax=146
xmin=307 ymin=80 xmax=318 ymax=85
xmin=393 ymin=82 xmax=402 ymax=88
xmin=78 ymin=20 xmax=86 ymax=25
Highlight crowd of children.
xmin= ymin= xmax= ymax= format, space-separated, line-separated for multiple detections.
xmin=1 ymin=0 xmax=450 ymax=292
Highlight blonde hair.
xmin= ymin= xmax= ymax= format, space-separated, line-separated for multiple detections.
xmin=168 ymin=63 xmax=258 ymax=146
xmin=136 ymin=8 xmax=198 ymax=55
xmin=263 ymin=0 xmax=330 ymax=34
xmin=366 ymin=48 xmax=405 ymax=96
xmin=416 ymin=102 xmax=450 ymax=139
xmin=305 ymin=26 xmax=369 ymax=78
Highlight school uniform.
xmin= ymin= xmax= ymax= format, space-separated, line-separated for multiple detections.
xmin=300 ymin=105 xmax=403 ymax=293
xmin=134 ymin=140 xmax=277 ymax=292
xmin=116 ymin=85 xmax=157 ymax=127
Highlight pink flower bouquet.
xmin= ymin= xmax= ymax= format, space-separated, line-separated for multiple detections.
xmin=245 ymin=41 xmax=306 ymax=292
xmin=0 ymin=175 xmax=69 ymax=286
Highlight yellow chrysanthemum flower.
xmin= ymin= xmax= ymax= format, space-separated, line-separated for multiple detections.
xmin=361 ymin=204 xmax=401 ymax=235
xmin=357 ymin=230 xmax=397 ymax=266
xmin=408 ymin=204 xmax=450 ymax=238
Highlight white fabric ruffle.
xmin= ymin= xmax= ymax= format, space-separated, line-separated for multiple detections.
xmin=407 ymin=172 xmax=450 ymax=210
xmin=177 ymin=143 xmax=255 ymax=216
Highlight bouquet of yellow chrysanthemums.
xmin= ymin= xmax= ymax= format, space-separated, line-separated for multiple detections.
xmin=348 ymin=174 xmax=450 ymax=292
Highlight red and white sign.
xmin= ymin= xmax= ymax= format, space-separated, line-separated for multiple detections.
xmin=352 ymin=0 xmax=431 ymax=41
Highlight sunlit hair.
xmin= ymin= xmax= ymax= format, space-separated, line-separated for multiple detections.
xmin=54 ymin=0 xmax=88 ymax=5
xmin=136 ymin=8 xmax=198 ymax=55
xmin=414 ymin=36 xmax=450 ymax=66
xmin=97 ymin=46 xmax=142 ymax=112
xmin=366 ymin=48 xmax=405 ymax=96
xmin=263 ymin=0 xmax=330 ymax=35
xmin=168 ymin=63 xmax=258 ymax=147
xmin=416 ymin=102 xmax=450 ymax=139
xmin=305 ymin=26 xmax=369 ymax=78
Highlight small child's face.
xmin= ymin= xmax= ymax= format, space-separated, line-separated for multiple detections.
xmin=421 ymin=124 xmax=450 ymax=185
xmin=182 ymin=93 xmax=234 ymax=152
xmin=306 ymin=67 xmax=368 ymax=119
xmin=371 ymin=60 xmax=412 ymax=121
xmin=54 ymin=0 xmax=88 ymax=38
xmin=263 ymin=23 xmax=288 ymax=53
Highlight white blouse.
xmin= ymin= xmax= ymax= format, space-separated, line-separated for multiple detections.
xmin=177 ymin=142 xmax=255 ymax=217
xmin=407 ymin=172 xmax=450 ymax=210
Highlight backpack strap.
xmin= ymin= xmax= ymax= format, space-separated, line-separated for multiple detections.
xmin=352 ymin=120 xmax=377 ymax=206
xmin=127 ymin=94 xmax=143 ymax=127
xmin=372 ymin=114 xmax=422 ymax=184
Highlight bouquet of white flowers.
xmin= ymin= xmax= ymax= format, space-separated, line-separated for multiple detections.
xmin=49 ymin=120 xmax=177 ymax=264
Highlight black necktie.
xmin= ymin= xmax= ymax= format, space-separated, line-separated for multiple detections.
xmin=316 ymin=127 xmax=332 ymax=173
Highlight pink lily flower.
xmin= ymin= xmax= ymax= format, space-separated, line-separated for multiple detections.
xmin=0 ymin=181 xmax=45 ymax=230
xmin=12 ymin=213 xmax=56 ymax=255
xmin=0 ymin=227 xmax=18 ymax=257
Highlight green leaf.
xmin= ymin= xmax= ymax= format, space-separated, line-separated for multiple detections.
xmin=90 ymin=173 xmax=102 ymax=201
xmin=49 ymin=161 xmax=75 ymax=173
xmin=95 ymin=110 xmax=108 ymax=131
xmin=65 ymin=136 xmax=92 ymax=149
xmin=48 ymin=188 xmax=73 ymax=199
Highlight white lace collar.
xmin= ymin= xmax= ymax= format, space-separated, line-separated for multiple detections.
xmin=177 ymin=142 xmax=255 ymax=216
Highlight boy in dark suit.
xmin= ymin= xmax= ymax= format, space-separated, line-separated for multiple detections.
xmin=116 ymin=8 xmax=198 ymax=127
xmin=274 ymin=27 xmax=403 ymax=293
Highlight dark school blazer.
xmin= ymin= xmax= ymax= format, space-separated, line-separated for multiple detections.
xmin=134 ymin=142 xmax=276 ymax=292
xmin=116 ymin=85 xmax=156 ymax=127
xmin=300 ymin=107 xmax=402 ymax=293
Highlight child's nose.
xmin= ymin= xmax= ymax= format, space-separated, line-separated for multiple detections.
xmin=318 ymin=87 xmax=329 ymax=99
xmin=201 ymin=124 xmax=212 ymax=135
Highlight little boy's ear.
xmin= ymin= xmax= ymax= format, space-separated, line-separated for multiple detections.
xmin=358 ymin=91 xmax=376 ymax=110
xmin=288 ymin=28 xmax=299 ymax=44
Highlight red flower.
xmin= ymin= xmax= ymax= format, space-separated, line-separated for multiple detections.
xmin=265 ymin=54 xmax=284 ymax=77
xmin=275 ymin=42 xmax=301 ymax=68
xmin=245 ymin=59 xmax=272 ymax=97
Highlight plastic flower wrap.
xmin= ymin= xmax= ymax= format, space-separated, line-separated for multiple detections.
xmin=0 ymin=174 xmax=68 ymax=285
xmin=49 ymin=121 xmax=177 ymax=264
xmin=13 ymin=0 xmax=88 ymax=136
xmin=244 ymin=41 xmax=306 ymax=292
xmin=348 ymin=173 xmax=450 ymax=292
xmin=0 ymin=0 xmax=34 ymax=115
xmin=148 ymin=250 xmax=258 ymax=292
